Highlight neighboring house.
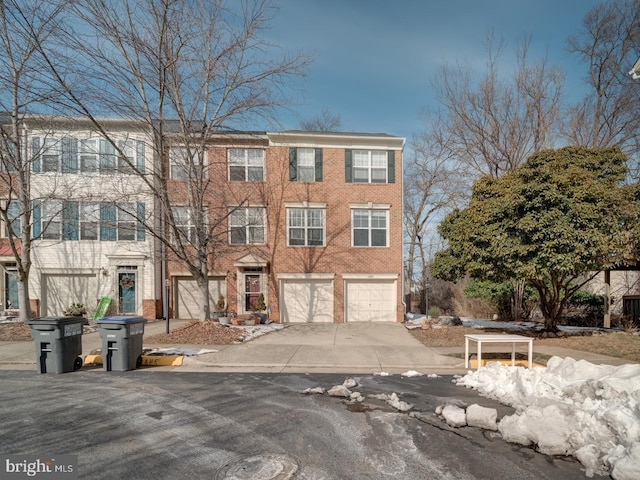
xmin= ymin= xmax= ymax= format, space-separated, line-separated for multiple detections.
xmin=0 ymin=116 xmax=159 ymax=319
xmin=166 ymin=130 xmax=406 ymax=322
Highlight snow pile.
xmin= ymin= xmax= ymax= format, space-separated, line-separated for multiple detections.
xmin=456 ymin=356 xmax=640 ymax=479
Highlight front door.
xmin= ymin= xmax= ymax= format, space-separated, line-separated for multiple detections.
xmin=5 ymin=270 xmax=18 ymax=309
xmin=244 ymin=274 xmax=261 ymax=312
xmin=118 ymin=272 xmax=136 ymax=314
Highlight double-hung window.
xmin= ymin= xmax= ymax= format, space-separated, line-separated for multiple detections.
xmin=170 ymin=146 xmax=205 ymax=180
xmin=229 ymin=207 xmax=265 ymax=244
xmin=80 ymin=139 xmax=99 ymax=173
xmin=6 ymin=201 xmax=20 ymax=237
xmin=117 ymin=204 xmax=137 ymax=240
xmin=287 ymin=208 xmax=325 ymax=246
xmin=42 ymin=200 xmax=63 ymax=240
xmin=32 ymin=136 xmax=144 ymax=174
xmin=229 ymin=149 xmax=264 ymax=181
xmin=352 ymin=209 xmax=388 ymax=247
xmin=345 ymin=150 xmax=395 ymax=184
xmin=289 ymin=147 xmax=322 ymax=182
xmin=33 ymin=200 xmax=145 ymax=241
xmin=172 ymin=206 xmax=197 ymax=243
xmin=80 ymin=203 xmax=100 ymax=240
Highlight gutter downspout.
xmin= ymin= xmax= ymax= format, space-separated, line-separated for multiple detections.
xmin=400 ymin=138 xmax=407 ymax=321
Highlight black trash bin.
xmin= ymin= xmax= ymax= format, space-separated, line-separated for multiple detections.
xmin=27 ymin=316 xmax=84 ymax=374
xmin=96 ymin=316 xmax=146 ymax=371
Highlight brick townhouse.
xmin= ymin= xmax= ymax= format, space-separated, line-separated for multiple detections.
xmin=168 ymin=130 xmax=406 ymax=323
xmin=0 ymin=115 xmax=405 ymax=323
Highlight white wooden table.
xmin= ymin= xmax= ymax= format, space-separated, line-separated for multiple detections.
xmin=464 ymin=334 xmax=534 ymax=369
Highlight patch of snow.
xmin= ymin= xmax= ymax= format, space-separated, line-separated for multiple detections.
xmin=441 ymin=405 xmax=467 ymax=427
xmin=237 ymin=323 xmax=284 ymax=342
xmin=427 ymin=373 xmax=439 ymax=378
xmin=342 ymin=378 xmax=358 ymax=388
xmin=370 ymin=392 xmax=413 ymax=412
xmin=327 ymin=385 xmax=351 ymax=397
xmin=373 ymin=371 xmax=391 ymax=376
xmin=146 ymin=347 xmax=217 ymax=356
xmin=401 ymin=370 xmax=424 ymax=377
xmin=349 ymin=392 xmax=364 ymax=402
xmin=466 ymin=404 xmax=498 ymax=431
xmin=303 ymin=387 xmax=325 ymax=395
xmin=456 ymin=356 xmax=640 ymax=479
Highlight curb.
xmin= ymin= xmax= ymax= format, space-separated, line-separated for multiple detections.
xmin=84 ymin=354 xmax=184 ymax=367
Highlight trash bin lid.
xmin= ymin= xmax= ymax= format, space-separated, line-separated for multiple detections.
xmin=96 ymin=316 xmax=146 ymax=324
xmin=27 ymin=316 xmax=85 ymax=325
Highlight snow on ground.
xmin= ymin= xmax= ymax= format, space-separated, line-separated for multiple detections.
xmin=456 ymin=356 xmax=640 ymax=479
xmin=236 ymin=323 xmax=284 ymax=342
xmin=146 ymin=347 xmax=218 ymax=356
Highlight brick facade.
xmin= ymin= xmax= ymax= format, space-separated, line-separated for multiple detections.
xmin=165 ymin=131 xmax=405 ymax=323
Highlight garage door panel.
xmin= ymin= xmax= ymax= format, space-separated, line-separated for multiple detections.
xmin=176 ymin=277 xmax=225 ymax=320
xmin=345 ymin=280 xmax=396 ymax=322
xmin=44 ymin=274 xmax=99 ymax=317
xmin=282 ymin=279 xmax=333 ymax=323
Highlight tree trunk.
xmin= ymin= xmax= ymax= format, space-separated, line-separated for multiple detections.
xmin=197 ymin=276 xmax=210 ymax=322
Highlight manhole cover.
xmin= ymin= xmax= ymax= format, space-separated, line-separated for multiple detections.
xmin=216 ymin=453 xmax=300 ymax=479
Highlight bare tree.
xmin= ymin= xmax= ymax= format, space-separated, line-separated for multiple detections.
xmin=35 ymin=0 xmax=310 ymax=321
xmin=299 ymin=107 xmax=343 ymax=132
xmin=428 ymin=33 xmax=564 ymax=320
xmin=432 ymin=34 xmax=564 ymax=180
xmin=566 ymin=0 xmax=640 ymax=175
xmin=403 ymin=114 xmax=460 ymax=313
xmin=0 ymin=0 xmax=70 ymax=321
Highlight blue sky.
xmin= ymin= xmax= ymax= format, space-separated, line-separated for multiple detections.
xmin=266 ymin=0 xmax=602 ymax=140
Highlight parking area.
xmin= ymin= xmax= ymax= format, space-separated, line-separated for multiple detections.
xmin=0 ymin=371 xmax=604 ymax=479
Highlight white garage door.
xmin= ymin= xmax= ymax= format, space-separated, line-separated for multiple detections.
xmin=175 ymin=277 xmax=226 ymax=319
xmin=345 ymin=279 xmax=397 ymax=322
xmin=282 ymin=279 xmax=333 ymax=323
xmin=43 ymin=274 xmax=99 ymax=317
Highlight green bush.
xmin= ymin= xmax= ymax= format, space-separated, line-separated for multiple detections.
xmin=428 ymin=306 xmax=441 ymax=318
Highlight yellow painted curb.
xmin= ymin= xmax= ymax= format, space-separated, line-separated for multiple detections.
xmin=83 ymin=354 xmax=184 ymax=367
xmin=470 ymin=358 xmax=544 ymax=369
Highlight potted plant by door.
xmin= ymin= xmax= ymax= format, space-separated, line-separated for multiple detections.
xmin=213 ymin=294 xmax=227 ymax=322
xmin=253 ymin=293 xmax=267 ymax=324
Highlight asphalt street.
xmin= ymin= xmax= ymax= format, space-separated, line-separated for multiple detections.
xmin=0 ymin=370 xmax=605 ymax=480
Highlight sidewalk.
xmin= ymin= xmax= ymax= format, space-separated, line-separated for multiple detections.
xmin=0 ymin=320 xmax=635 ymax=374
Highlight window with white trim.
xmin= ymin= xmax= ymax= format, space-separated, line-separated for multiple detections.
xmin=172 ymin=206 xmax=197 ymax=243
xmin=289 ymin=147 xmax=322 ymax=182
xmin=352 ymin=209 xmax=387 ymax=247
xmin=42 ymin=200 xmax=62 ymax=240
xmin=169 ymin=146 xmax=206 ymax=180
xmin=287 ymin=208 xmax=325 ymax=246
xmin=31 ymin=136 xmax=145 ymax=174
xmin=5 ymin=201 xmax=20 ymax=237
xmin=229 ymin=207 xmax=265 ymax=244
xmin=354 ymin=150 xmax=387 ymax=183
xmin=345 ymin=149 xmax=395 ymax=184
xmin=229 ymin=149 xmax=264 ymax=181
xmin=80 ymin=139 xmax=99 ymax=173
xmin=80 ymin=203 xmax=100 ymax=240
xmin=33 ymin=200 xmax=145 ymax=241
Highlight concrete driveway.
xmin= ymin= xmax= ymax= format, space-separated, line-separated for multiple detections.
xmin=183 ymin=322 xmax=465 ymax=374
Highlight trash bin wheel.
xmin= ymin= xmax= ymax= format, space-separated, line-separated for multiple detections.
xmin=74 ymin=357 xmax=83 ymax=370
xmin=136 ymin=355 xmax=143 ymax=369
